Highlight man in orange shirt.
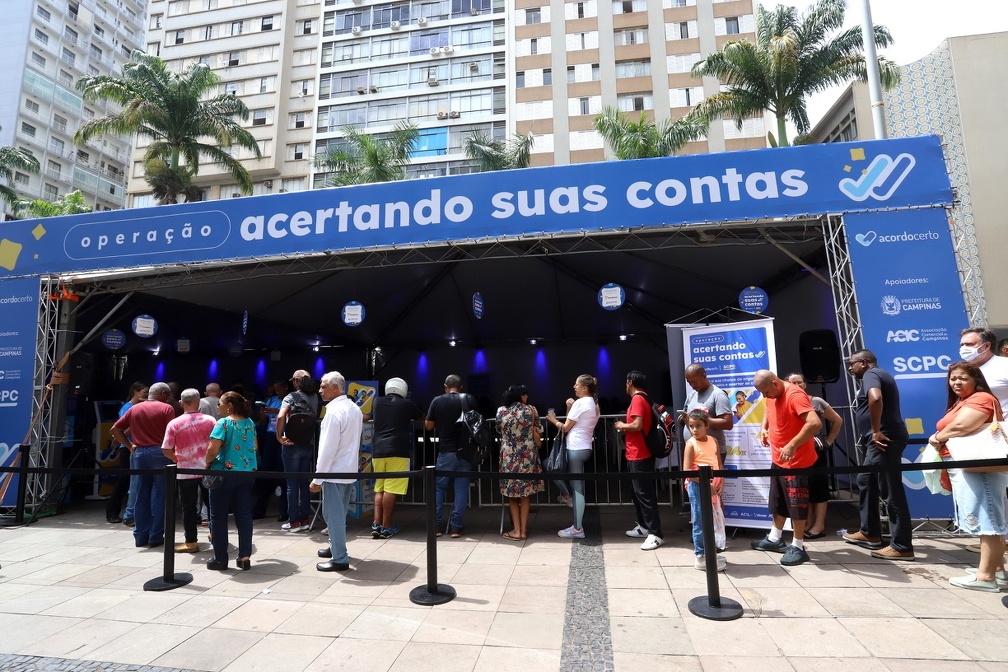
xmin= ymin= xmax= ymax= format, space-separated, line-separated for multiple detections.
xmin=752 ymin=370 xmax=822 ymax=566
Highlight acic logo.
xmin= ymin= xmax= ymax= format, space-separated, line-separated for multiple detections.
xmin=887 ymin=330 xmax=919 ymax=343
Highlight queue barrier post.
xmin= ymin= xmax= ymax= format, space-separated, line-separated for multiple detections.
xmin=143 ymin=463 xmax=194 ymax=592
xmin=688 ymin=464 xmax=743 ymax=621
xmin=14 ymin=444 xmax=30 ymax=525
xmin=409 ymin=464 xmax=456 ymax=606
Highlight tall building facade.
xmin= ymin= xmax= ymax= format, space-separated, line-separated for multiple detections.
xmin=0 ymin=0 xmax=146 ymax=218
xmin=124 ymin=0 xmax=758 ymax=203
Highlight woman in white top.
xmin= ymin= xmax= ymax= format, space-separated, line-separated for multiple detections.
xmin=547 ymin=374 xmax=600 ymax=539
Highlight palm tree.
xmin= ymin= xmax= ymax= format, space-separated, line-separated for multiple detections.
xmin=15 ymin=189 xmax=92 ymax=219
xmin=464 ymin=131 xmax=534 ymax=171
xmin=142 ymin=158 xmax=204 ymax=205
xmin=74 ymin=50 xmax=261 ymax=201
xmin=0 ymin=127 xmax=41 ymax=209
xmin=689 ymin=0 xmax=899 ymax=147
xmin=592 ymin=107 xmax=707 ymax=159
xmin=313 ymin=122 xmax=419 ymax=186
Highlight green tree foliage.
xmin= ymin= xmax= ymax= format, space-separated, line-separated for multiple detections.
xmin=313 ymin=122 xmax=420 ymax=186
xmin=464 ymin=131 xmax=534 ymax=171
xmin=592 ymin=106 xmax=707 ymax=159
xmin=74 ymin=50 xmax=261 ymax=202
xmin=0 ymin=127 xmax=41 ymax=209
xmin=15 ymin=189 xmax=93 ymax=219
xmin=689 ymin=0 xmax=899 ymax=146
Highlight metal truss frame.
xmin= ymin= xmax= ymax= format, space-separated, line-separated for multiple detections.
xmin=947 ymin=205 xmax=988 ymax=326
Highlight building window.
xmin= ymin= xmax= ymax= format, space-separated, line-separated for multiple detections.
xmin=260 ymin=77 xmax=274 ymax=93
xmin=36 ymin=6 xmax=50 ymax=21
xmin=543 ymin=68 xmax=552 ymax=86
xmin=579 ymin=97 xmax=589 ymax=115
xmin=20 ymin=122 xmax=36 ymax=138
xmin=302 ymin=19 xmax=313 ymax=35
xmin=34 ymin=29 xmax=49 ymax=45
xmin=577 ymin=2 xmax=585 ymax=18
xmin=231 ymin=21 xmax=243 ymax=36
xmin=726 ymin=17 xmax=739 ymax=34
xmin=592 ymin=64 xmax=600 ymax=80
xmin=151 ymin=13 xmax=163 ymax=29
xmin=526 ymin=8 xmax=541 ymax=24
xmin=615 ymin=60 xmax=650 ymax=78
xmin=31 ymin=52 xmax=46 ymax=67
xmin=567 ymin=66 xmax=575 ymax=83
xmin=175 ymin=30 xmax=185 ymax=45
xmin=262 ymin=16 xmax=274 ymax=31
xmin=684 ymin=88 xmax=692 ymax=106
xmin=225 ymin=82 xmax=238 ymax=95
xmin=291 ymin=112 xmax=306 ymax=129
xmin=516 ymin=71 xmax=525 ymax=88
xmin=14 ymin=172 xmax=29 ymax=186
xmin=228 ymin=51 xmax=240 ymax=66
xmin=43 ymin=184 xmax=58 ymax=200
xmin=205 ymin=25 xmax=213 ymax=40
xmin=148 ymin=42 xmax=161 ymax=57
xmin=530 ymin=38 xmax=538 ymax=55
xmin=253 ymin=109 xmax=268 ymax=126
xmin=288 ymin=143 xmax=305 ymax=161
xmin=58 ymin=70 xmax=73 ymax=87
xmin=24 ymin=99 xmax=39 ymax=114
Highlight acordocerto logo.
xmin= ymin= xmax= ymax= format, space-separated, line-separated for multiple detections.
xmin=839 ymin=150 xmax=916 ymax=202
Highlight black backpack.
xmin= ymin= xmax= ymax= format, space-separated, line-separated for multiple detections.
xmin=283 ymin=391 xmax=319 ymax=446
xmin=637 ymin=393 xmax=675 ymax=459
xmin=456 ymin=394 xmax=493 ymax=467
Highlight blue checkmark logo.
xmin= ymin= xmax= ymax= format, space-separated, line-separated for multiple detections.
xmin=839 ymin=153 xmax=916 ymax=202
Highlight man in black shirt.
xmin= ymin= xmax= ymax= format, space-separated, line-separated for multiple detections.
xmin=425 ymin=374 xmax=476 ymax=537
xmin=370 ymin=377 xmax=424 ymax=539
xmin=843 ymin=349 xmax=915 ymax=560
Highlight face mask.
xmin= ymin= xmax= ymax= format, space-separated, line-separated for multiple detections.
xmin=960 ymin=345 xmax=983 ymax=361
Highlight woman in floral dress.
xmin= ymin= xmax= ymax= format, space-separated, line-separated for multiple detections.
xmin=496 ymin=384 xmax=545 ymax=540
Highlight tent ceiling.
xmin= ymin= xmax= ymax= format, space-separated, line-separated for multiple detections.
xmin=72 ymin=220 xmax=827 ymax=354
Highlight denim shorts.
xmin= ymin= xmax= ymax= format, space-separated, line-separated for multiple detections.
xmin=944 ymin=462 xmax=1008 ymax=535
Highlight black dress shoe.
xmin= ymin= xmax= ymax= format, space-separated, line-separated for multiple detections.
xmin=317 ymin=547 xmax=332 ymax=558
xmin=316 ymin=560 xmax=350 ymax=572
xmin=236 ymin=558 xmax=251 ymax=571
xmin=107 ymin=516 xmax=123 ymax=524
xmin=206 ymin=558 xmax=229 ymax=571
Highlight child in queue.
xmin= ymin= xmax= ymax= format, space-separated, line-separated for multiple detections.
xmin=683 ymin=408 xmax=726 ymax=571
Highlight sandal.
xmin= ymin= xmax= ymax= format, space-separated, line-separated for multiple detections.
xmin=435 ymin=531 xmax=443 ymax=538
xmin=502 ymin=532 xmax=522 ymax=541
xmin=805 ymin=530 xmax=826 ymax=540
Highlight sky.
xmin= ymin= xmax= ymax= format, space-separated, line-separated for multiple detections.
xmin=760 ymin=0 xmax=1008 ymax=128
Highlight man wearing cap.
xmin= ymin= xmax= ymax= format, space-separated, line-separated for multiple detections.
xmin=369 ymin=377 xmax=424 ymax=539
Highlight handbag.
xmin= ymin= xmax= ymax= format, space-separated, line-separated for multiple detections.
xmin=544 ymin=431 xmax=568 ymax=473
xmin=457 ymin=394 xmax=493 ymax=467
xmin=920 ymin=444 xmax=952 ymax=495
xmin=202 ymin=473 xmax=224 ymax=490
xmin=946 ymin=419 xmax=1008 ymax=473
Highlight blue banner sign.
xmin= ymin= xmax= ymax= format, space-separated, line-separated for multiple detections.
xmin=846 ymin=209 xmax=967 ymax=519
xmin=0 ymin=137 xmax=951 ymax=279
xmin=0 ymin=278 xmax=38 ymax=506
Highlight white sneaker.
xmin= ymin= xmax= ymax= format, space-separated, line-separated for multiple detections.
xmin=694 ymin=554 xmax=727 ymax=571
xmin=625 ymin=524 xmax=648 ymax=538
xmin=640 ymin=534 xmax=663 ymax=551
xmin=281 ymin=520 xmax=302 ymax=532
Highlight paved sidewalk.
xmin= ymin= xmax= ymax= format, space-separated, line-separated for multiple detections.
xmin=0 ymin=501 xmax=1005 ymax=671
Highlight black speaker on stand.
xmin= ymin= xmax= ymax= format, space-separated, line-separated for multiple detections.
xmin=798 ymin=329 xmax=840 ymax=384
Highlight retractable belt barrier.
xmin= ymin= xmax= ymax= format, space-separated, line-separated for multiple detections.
xmin=1 ymin=455 xmax=1005 ymax=607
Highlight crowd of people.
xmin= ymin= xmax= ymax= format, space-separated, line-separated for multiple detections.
xmin=100 ymin=325 xmax=1007 ymax=590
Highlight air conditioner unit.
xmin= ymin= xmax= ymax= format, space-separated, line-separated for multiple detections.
xmin=436 ymin=111 xmax=447 ymax=120
xmin=468 ymin=61 xmax=479 ymax=71
xmin=427 ymin=77 xmax=439 ymax=86
xmin=351 ymin=26 xmax=362 ymax=35
xmin=264 ymin=179 xmax=273 ymax=188
xmin=369 ymin=85 xmax=378 ymax=93
xmin=231 ymin=193 xmax=241 ymax=198
xmin=390 ymin=20 xmax=400 ymax=29
xmin=357 ymin=86 xmax=367 ymax=94
xmin=278 ymin=188 xmax=287 ymax=193
xmin=470 ymin=8 xmax=479 ymax=15
xmin=448 ymin=110 xmax=460 ymax=118
xmin=417 ymin=17 xmax=427 ymax=25
xmin=442 ymin=45 xmax=454 ymax=54
xmin=429 ymin=47 xmax=439 ymax=56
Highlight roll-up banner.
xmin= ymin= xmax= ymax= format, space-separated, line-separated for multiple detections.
xmin=681 ymin=319 xmax=777 ymax=529
xmin=0 ymin=277 xmax=39 ymax=506
xmin=845 ymin=209 xmax=968 ymax=519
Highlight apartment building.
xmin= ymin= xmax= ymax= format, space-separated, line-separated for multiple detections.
xmin=0 ymin=0 xmax=145 ymax=218
xmin=129 ymin=0 xmax=321 ymax=204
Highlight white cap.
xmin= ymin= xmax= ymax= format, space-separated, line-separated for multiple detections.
xmin=385 ymin=377 xmax=408 ymax=397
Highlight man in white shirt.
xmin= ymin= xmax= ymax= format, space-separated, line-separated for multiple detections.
xmin=959 ymin=328 xmax=1008 ymax=410
xmin=310 ymin=371 xmax=363 ymax=572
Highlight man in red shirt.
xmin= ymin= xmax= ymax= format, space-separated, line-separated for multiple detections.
xmin=613 ymin=371 xmax=663 ymax=551
xmin=752 ymin=370 xmax=822 ymax=566
xmin=112 ymin=382 xmax=176 ymax=548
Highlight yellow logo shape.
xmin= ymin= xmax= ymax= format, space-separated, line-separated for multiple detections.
xmin=0 ymin=239 xmax=23 ymax=271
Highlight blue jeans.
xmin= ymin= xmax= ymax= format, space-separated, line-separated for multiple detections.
xmin=282 ymin=445 xmax=313 ymax=522
xmin=687 ymin=480 xmax=705 ymax=556
xmin=435 ymin=451 xmax=471 ymax=530
xmin=322 ymin=482 xmax=354 ymax=564
xmin=554 ymin=448 xmax=593 ymax=530
xmin=209 ymin=473 xmax=254 ymax=562
xmin=133 ymin=446 xmax=171 ymax=544
xmin=124 ymin=449 xmax=140 ymax=521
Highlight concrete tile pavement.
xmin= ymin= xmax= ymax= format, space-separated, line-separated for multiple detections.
xmin=0 ymin=501 xmax=1004 ymax=671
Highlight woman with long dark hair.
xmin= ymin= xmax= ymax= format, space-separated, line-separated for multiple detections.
xmin=496 ymin=384 xmax=544 ymax=540
xmin=205 ymin=390 xmax=258 ymax=571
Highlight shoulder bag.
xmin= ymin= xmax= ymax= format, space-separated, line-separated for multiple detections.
xmin=544 ymin=429 xmax=568 ymax=473
xmin=946 ymin=419 xmax=1008 ymax=473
